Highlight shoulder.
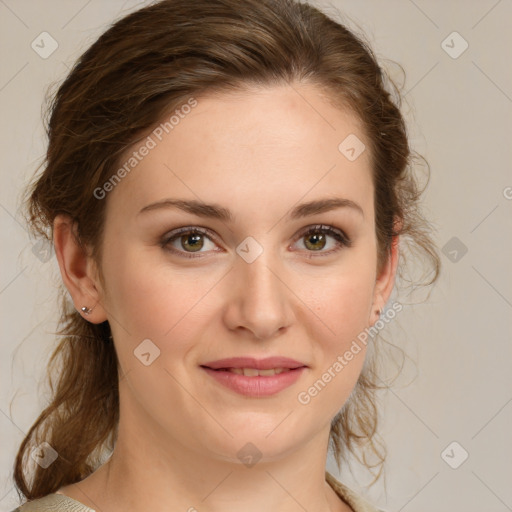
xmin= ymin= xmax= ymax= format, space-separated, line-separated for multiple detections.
xmin=325 ymin=471 xmax=384 ymax=512
xmin=11 ymin=493 xmax=95 ymax=512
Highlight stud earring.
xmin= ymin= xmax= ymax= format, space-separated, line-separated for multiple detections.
xmin=81 ymin=306 xmax=94 ymax=315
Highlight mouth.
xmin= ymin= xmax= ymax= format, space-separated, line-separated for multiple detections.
xmin=200 ymin=357 xmax=307 ymax=397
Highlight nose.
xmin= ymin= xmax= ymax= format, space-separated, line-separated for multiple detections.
xmin=222 ymin=251 xmax=295 ymax=340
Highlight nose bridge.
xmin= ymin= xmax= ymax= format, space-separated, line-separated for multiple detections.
xmin=243 ymin=252 xmax=281 ymax=300
xmin=224 ymin=244 xmax=294 ymax=339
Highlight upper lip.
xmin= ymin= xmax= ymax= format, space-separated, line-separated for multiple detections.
xmin=201 ymin=357 xmax=307 ymax=370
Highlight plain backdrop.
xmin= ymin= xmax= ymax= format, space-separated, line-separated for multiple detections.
xmin=1 ymin=1 xmax=511 ymax=511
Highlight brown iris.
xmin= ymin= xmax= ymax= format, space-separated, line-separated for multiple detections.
xmin=180 ymin=233 xmax=204 ymax=252
xmin=304 ymin=231 xmax=326 ymax=251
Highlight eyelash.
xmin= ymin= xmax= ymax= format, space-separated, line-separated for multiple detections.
xmin=160 ymin=224 xmax=352 ymax=259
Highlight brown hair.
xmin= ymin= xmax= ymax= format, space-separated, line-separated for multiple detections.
xmin=14 ymin=0 xmax=440 ymax=500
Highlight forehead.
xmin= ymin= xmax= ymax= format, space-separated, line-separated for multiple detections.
xmin=106 ymin=83 xmax=374 ymax=222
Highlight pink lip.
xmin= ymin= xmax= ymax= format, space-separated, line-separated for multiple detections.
xmin=201 ymin=356 xmax=306 ymax=370
xmin=200 ymin=357 xmax=308 ymax=397
xmin=201 ymin=367 xmax=306 ymax=397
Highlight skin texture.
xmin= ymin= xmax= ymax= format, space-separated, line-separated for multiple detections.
xmin=53 ymin=82 xmax=398 ymax=512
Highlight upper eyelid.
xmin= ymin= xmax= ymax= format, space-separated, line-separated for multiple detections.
xmin=295 ymin=223 xmax=349 ymax=239
xmin=161 ymin=226 xmax=218 ymax=246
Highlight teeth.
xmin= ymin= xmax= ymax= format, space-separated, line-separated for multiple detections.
xmin=257 ymin=368 xmax=280 ymax=376
xmin=225 ymin=367 xmax=290 ymax=376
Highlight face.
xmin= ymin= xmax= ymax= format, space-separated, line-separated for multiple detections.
xmin=94 ymin=82 xmax=392 ymax=463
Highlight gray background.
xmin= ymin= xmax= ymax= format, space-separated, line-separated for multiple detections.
xmin=1 ymin=1 xmax=511 ymax=510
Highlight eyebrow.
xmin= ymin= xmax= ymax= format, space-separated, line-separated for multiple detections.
xmin=138 ymin=197 xmax=364 ymax=221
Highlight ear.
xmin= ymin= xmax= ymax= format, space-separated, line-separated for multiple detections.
xmin=53 ymin=214 xmax=108 ymax=324
xmin=369 ymin=232 xmax=400 ymax=326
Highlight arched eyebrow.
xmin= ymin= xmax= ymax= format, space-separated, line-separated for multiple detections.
xmin=138 ymin=197 xmax=364 ymax=221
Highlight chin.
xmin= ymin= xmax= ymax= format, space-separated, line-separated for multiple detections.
xmin=199 ymin=418 xmax=315 ymax=465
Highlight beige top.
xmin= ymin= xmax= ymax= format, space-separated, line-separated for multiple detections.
xmin=13 ymin=471 xmax=381 ymax=512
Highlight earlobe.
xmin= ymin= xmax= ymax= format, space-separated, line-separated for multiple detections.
xmin=53 ymin=215 xmax=107 ymax=324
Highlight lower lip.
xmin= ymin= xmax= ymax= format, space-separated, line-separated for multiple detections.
xmin=201 ymin=367 xmax=306 ymax=397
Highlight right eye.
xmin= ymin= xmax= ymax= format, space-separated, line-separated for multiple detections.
xmin=161 ymin=226 xmax=221 ymax=258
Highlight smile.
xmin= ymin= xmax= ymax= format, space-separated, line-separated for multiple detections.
xmin=201 ymin=366 xmax=306 ymax=397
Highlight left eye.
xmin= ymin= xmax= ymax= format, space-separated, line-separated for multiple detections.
xmin=291 ymin=224 xmax=351 ymax=256
xmin=161 ymin=224 xmax=351 ymax=259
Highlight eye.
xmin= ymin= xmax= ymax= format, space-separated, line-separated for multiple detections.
xmin=291 ymin=224 xmax=351 ymax=257
xmin=161 ymin=227 xmax=220 ymax=258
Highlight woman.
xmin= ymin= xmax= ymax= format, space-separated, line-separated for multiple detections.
xmin=12 ymin=0 xmax=440 ymax=511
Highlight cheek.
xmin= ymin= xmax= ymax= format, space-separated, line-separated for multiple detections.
xmin=101 ymin=245 xmax=219 ymax=345
xmin=295 ymin=274 xmax=373 ymax=419
xmin=304 ymin=266 xmax=376 ymax=343
xmin=296 ymin=262 xmax=375 ymax=403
